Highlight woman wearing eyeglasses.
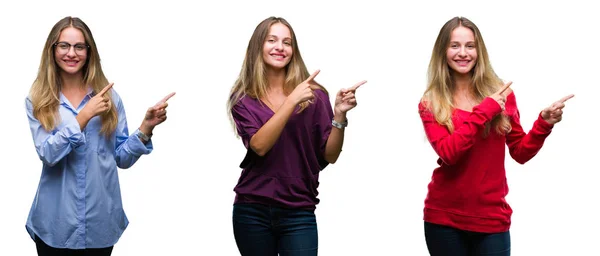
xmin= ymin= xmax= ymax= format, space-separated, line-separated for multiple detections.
xmin=24 ymin=16 xmax=174 ymax=255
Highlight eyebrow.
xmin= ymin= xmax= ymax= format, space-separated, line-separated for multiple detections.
xmin=267 ymin=35 xmax=292 ymax=40
xmin=450 ymin=41 xmax=476 ymax=44
xmin=57 ymin=41 xmax=87 ymax=44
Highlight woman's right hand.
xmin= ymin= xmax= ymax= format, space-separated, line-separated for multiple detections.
xmin=489 ymin=81 xmax=512 ymax=110
xmin=83 ymin=82 xmax=113 ymax=117
xmin=287 ymin=70 xmax=321 ymax=105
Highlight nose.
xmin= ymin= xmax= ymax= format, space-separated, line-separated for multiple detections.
xmin=66 ymin=45 xmax=77 ymax=57
xmin=458 ymin=46 xmax=467 ymax=57
xmin=274 ymin=40 xmax=284 ymax=51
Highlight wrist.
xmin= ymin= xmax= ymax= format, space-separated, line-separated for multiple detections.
xmin=333 ymin=111 xmax=347 ymax=123
xmin=77 ymin=110 xmax=92 ymax=122
xmin=139 ymin=122 xmax=154 ymax=136
xmin=282 ymin=98 xmax=299 ymax=110
xmin=331 ymin=118 xmax=348 ymax=129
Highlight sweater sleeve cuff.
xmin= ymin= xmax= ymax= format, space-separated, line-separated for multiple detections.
xmin=534 ymin=112 xmax=554 ymax=132
xmin=477 ymin=97 xmax=503 ymax=120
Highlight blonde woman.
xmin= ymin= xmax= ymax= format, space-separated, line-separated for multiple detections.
xmin=418 ymin=16 xmax=573 ymax=256
xmin=25 ymin=16 xmax=174 ymax=255
xmin=227 ymin=16 xmax=365 ymax=256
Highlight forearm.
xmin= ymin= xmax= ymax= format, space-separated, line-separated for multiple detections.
xmin=250 ymin=100 xmax=297 ymax=156
xmin=507 ymin=113 xmax=553 ymax=164
xmin=324 ymin=113 xmax=346 ymax=163
xmin=423 ymin=98 xmax=501 ymax=165
xmin=34 ymin=123 xmax=85 ymax=166
xmin=75 ymin=111 xmax=93 ymax=131
xmin=138 ymin=122 xmax=153 ymax=144
xmin=115 ymin=133 xmax=153 ymax=168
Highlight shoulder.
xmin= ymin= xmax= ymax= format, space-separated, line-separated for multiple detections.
xmin=232 ymin=94 xmax=259 ymax=115
xmin=110 ymin=88 xmax=122 ymax=101
xmin=418 ymin=97 xmax=431 ymax=112
xmin=313 ymin=88 xmax=330 ymax=105
xmin=24 ymin=96 xmax=33 ymax=110
xmin=108 ymin=89 xmax=125 ymax=110
xmin=505 ymin=89 xmax=517 ymax=105
xmin=234 ymin=94 xmax=256 ymax=108
xmin=504 ymin=89 xmax=519 ymax=115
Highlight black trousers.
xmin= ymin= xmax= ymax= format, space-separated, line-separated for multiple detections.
xmin=35 ymin=235 xmax=114 ymax=256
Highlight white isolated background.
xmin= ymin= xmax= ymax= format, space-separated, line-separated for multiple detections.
xmin=0 ymin=0 xmax=597 ymax=255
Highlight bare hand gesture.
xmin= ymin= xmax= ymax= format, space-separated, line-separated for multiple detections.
xmin=541 ymin=94 xmax=574 ymax=125
xmin=140 ymin=92 xmax=175 ymax=134
xmin=334 ymin=80 xmax=366 ymax=115
xmin=83 ymin=83 xmax=113 ymax=117
xmin=490 ymin=81 xmax=512 ymax=111
xmin=288 ymin=70 xmax=321 ymax=105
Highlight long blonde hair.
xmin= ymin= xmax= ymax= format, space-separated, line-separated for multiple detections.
xmin=29 ymin=16 xmax=117 ymax=136
xmin=227 ymin=17 xmax=328 ymax=132
xmin=421 ymin=16 xmax=510 ymax=136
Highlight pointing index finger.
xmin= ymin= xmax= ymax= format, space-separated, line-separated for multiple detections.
xmin=305 ymin=69 xmax=320 ymax=83
xmin=160 ymin=92 xmax=176 ymax=103
xmin=98 ymin=83 xmax=114 ymax=96
xmin=558 ymin=94 xmax=574 ymax=103
xmin=350 ymin=80 xmax=367 ymax=91
xmin=497 ymin=81 xmax=512 ymax=95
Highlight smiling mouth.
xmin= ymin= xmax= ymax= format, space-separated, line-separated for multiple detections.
xmin=63 ymin=60 xmax=79 ymax=66
xmin=271 ymin=54 xmax=286 ymax=60
xmin=454 ymin=60 xmax=470 ymax=66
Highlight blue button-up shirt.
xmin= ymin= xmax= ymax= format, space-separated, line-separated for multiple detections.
xmin=25 ymin=88 xmax=152 ymax=249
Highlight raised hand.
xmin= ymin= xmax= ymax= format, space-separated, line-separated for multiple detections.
xmin=334 ymin=80 xmax=366 ymax=115
xmin=541 ymin=94 xmax=574 ymax=125
xmin=288 ymin=70 xmax=321 ymax=105
xmin=83 ymin=82 xmax=114 ymax=117
xmin=489 ymin=81 xmax=512 ymax=111
xmin=140 ymin=92 xmax=175 ymax=134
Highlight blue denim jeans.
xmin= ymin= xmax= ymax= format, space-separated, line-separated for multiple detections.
xmin=233 ymin=203 xmax=318 ymax=256
xmin=424 ymin=222 xmax=511 ymax=256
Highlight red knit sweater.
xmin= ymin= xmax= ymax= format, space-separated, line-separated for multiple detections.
xmin=418 ymin=92 xmax=554 ymax=233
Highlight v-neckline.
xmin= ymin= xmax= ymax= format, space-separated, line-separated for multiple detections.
xmin=259 ymin=99 xmax=278 ymax=114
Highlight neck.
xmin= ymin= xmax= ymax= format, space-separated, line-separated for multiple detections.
xmin=266 ymin=67 xmax=286 ymax=92
xmin=453 ymin=72 xmax=472 ymax=94
xmin=60 ymin=71 xmax=86 ymax=92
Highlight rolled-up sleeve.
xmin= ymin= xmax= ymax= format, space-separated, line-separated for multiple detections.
xmin=26 ymin=97 xmax=85 ymax=166
xmin=113 ymin=92 xmax=153 ymax=169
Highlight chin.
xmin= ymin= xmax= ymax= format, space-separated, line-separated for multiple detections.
xmin=267 ymin=63 xmax=288 ymax=70
xmin=452 ymin=66 xmax=474 ymax=74
xmin=60 ymin=67 xmax=84 ymax=75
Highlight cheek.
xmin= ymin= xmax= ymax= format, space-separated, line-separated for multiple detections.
xmin=470 ymin=51 xmax=478 ymax=61
xmin=446 ymin=49 xmax=456 ymax=60
xmin=54 ymin=51 xmax=62 ymax=63
xmin=446 ymin=51 xmax=455 ymax=63
xmin=286 ymin=47 xmax=293 ymax=60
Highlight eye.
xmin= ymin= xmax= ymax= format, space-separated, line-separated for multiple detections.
xmin=57 ymin=42 xmax=70 ymax=49
xmin=450 ymin=44 xmax=459 ymax=48
xmin=74 ymin=44 xmax=87 ymax=51
xmin=267 ymin=39 xmax=276 ymax=43
xmin=283 ymin=41 xmax=291 ymax=46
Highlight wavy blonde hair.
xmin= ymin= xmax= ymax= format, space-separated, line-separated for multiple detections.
xmin=29 ymin=16 xmax=117 ymax=136
xmin=227 ymin=16 xmax=328 ymax=132
xmin=421 ymin=16 xmax=510 ymax=136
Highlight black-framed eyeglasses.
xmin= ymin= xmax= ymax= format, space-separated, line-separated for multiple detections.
xmin=54 ymin=42 xmax=89 ymax=55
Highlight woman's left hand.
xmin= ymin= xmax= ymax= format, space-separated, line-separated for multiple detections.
xmin=334 ymin=80 xmax=366 ymax=115
xmin=541 ymin=94 xmax=574 ymax=125
xmin=140 ymin=92 xmax=176 ymax=134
